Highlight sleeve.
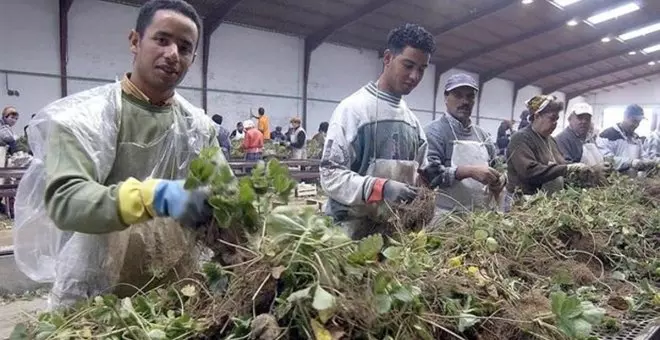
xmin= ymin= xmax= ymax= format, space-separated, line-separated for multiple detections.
xmin=320 ymin=104 xmax=381 ymax=206
xmin=596 ymin=136 xmax=632 ymax=171
xmin=423 ymin=120 xmax=457 ymax=187
xmin=241 ymin=132 xmax=249 ymax=150
xmin=507 ymin=133 xmax=567 ymax=186
xmin=230 ymin=130 xmax=236 ymax=139
xmin=0 ymin=125 xmax=15 ymax=144
xmin=643 ymin=133 xmax=660 ymax=159
xmin=44 ymin=122 xmax=128 ymax=234
xmin=555 ymin=133 xmax=577 ymax=163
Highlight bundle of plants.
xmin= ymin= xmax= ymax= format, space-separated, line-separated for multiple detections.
xmin=229 ymin=140 xmax=244 ymax=159
xmin=11 ymin=150 xmax=660 ymax=340
xmin=263 ymin=141 xmax=290 ymax=159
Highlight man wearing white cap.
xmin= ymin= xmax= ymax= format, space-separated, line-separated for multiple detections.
xmin=555 ymin=103 xmax=603 ymax=166
xmin=597 ymin=104 xmax=655 ymax=173
xmin=423 ymin=73 xmax=504 ymax=214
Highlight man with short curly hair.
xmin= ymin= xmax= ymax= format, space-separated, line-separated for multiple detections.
xmin=320 ymin=23 xmax=435 ymax=239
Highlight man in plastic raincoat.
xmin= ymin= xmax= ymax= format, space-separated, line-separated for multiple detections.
xmin=14 ymin=0 xmax=221 ymax=309
xmin=320 ymin=23 xmax=435 ymax=239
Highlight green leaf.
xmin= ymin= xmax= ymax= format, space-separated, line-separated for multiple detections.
xmin=392 ymin=285 xmax=414 ymax=303
xmin=287 ymin=286 xmax=312 ymax=303
xmin=312 ymin=286 xmax=336 ymax=311
xmin=382 ymin=246 xmax=403 ymax=260
xmin=9 ymin=323 xmax=29 ymax=340
xmin=611 ymin=271 xmax=626 ymax=281
xmin=238 ymin=178 xmax=256 ymax=203
xmin=474 ymin=229 xmax=489 ymax=241
xmin=373 ymin=272 xmax=391 ymax=294
xmin=458 ymin=313 xmax=478 ymax=332
xmin=348 ymin=234 xmax=383 ymax=264
xmin=375 ymin=294 xmax=392 ymax=314
xmin=148 ymin=329 xmax=167 ymax=340
xmin=571 ymin=319 xmax=593 ymax=338
xmin=580 ymin=301 xmax=605 ymax=324
xmin=560 ymin=295 xmax=582 ymax=319
xmin=551 ymin=291 xmax=567 ymax=316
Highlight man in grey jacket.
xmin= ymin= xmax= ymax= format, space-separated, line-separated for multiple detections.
xmin=555 ymin=103 xmax=596 ymax=164
xmin=423 ymin=74 xmax=503 ymax=213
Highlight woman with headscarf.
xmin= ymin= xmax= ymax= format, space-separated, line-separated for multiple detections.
xmin=0 ymin=106 xmax=19 ymax=155
xmin=241 ymin=120 xmax=264 ymax=161
xmin=505 ymin=95 xmax=587 ymax=201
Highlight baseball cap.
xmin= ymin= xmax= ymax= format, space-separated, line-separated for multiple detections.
xmin=624 ymin=104 xmax=645 ymax=120
xmin=445 ymin=74 xmax=479 ymax=92
xmin=570 ymin=103 xmax=593 ymax=116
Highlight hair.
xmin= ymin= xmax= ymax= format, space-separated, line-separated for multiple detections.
xmin=386 ymin=23 xmax=436 ymax=56
xmin=135 ymin=0 xmax=202 ymax=42
xmin=2 ymin=106 xmax=18 ymax=118
xmin=318 ymin=122 xmax=329 ymax=133
xmin=529 ymin=100 xmax=564 ymax=122
xmin=258 ymin=107 xmax=265 ymax=115
xmin=211 ymin=114 xmax=222 ymax=125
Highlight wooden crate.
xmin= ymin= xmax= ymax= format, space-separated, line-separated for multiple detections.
xmin=295 ymin=183 xmax=318 ymax=198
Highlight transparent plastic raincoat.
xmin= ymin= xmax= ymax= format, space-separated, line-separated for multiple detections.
xmin=13 ymin=82 xmax=217 ymax=309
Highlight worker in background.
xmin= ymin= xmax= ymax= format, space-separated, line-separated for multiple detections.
xmin=1 ymin=106 xmax=19 ymax=154
xmin=596 ymin=104 xmax=656 ymax=174
xmin=506 ymin=95 xmax=587 ymax=201
xmin=496 ymin=120 xmax=513 ymax=156
xmin=555 ymin=103 xmax=603 ymax=166
xmin=320 ymin=23 xmax=435 ymax=239
xmin=424 ymin=74 xmax=504 ymax=214
xmin=253 ymin=107 xmax=271 ymax=140
xmin=312 ymin=122 xmax=329 ymax=146
xmin=518 ymin=110 xmax=531 ymax=130
xmin=241 ymin=119 xmax=264 ymax=161
xmin=230 ymin=121 xmax=245 ymax=140
xmin=271 ymin=126 xmax=286 ymax=142
xmin=13 ymin=0 xmax=219 ymax=309
xmin=287 ymin=117 xmax=307 ymax=159
xmin=644 ymin=111 xmax=660 ymax=160
xmin=211 ymin=114 xmax=231 ymax=159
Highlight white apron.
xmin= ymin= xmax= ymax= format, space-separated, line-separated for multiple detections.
xmin=435 ymin=123 xmax=490 ymax=213
xmin=580 ymin=143 xmax=604 ymax=167
xmin=624 ymin=142 xmax=642 ymax=177
xmin=289 ymin=128 xmax=307 ymax=159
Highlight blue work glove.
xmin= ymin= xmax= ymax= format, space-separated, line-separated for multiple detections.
xmin=152 ymin=180 xmax=213 ymax=228
xmin=383 ymin=180 xmax=419 ymax=204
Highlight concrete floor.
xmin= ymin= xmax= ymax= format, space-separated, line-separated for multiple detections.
xmin=0 ymin=297 xmax=47 ymax=339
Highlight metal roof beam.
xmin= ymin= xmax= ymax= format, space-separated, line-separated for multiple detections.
xmin=201 ymin=0 xmax=243 ymax=111
xmin=545 ymin=55 xmax=660 ymax=93
xmin=429 ymin=0 xmax=518 ymax=37
xmin=436 ymin=0 xmax=628 ymax=75
xmin=305 ymin=0 xmax=397 ymax=52
xmin=568 ymin=68 xmax=660 ymax=97
xmin=59 ymin=0 xmax=74 ymax=98
xmin=516 ymin=33 xmax=660 ymax=88
xmin=480 ymin=15 xmax=660 ymax=83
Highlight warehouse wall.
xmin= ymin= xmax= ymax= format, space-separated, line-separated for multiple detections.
xmin=0 ymin=0 xmax=565 ymax=142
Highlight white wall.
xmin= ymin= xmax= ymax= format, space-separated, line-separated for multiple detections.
xmin=2 ymin=0 xmax=570 ymax=143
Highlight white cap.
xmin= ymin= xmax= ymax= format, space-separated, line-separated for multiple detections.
xmin=570 ymin=103 xmax=593 ymax=116
xmin=243 ymin=120 xmax=255 ymax=129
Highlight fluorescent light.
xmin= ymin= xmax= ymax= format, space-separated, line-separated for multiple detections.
xmin=587 ymin=3 xmax=640 ymax=25
xmin=619 ymin=22 xmax=660 ymax=41
xmin=567 ymin=19 xmax=579 ymax=26
xmin=649 ymin=61 xmax=657 ymax=65
xmin=555 ymin=0 xmax=584 ymax=6
xmin=642 ymin=44 xmax=660 ymax=54
xmin=601 ymin=37 xmax=611 ymax=42
xmin=629 ymin=51 xmax=637 ymax=55
xmin=522 ymin=0 xmax=533 ymax=4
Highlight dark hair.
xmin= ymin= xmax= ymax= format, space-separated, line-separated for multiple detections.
xmin=387 ymin=23 xmax=436 ymax=56
xmin=211 ymin=114 xmax=222 ymax=125
xmin=530 ymin=101 xmax=564 ymax=122
xmin=318 ymin=122 xmax=329 ymax=133
xmin=136 ymin=0 xmax=202 ymax=42
xmin=258 ymin=107 xmax=265 ymax=115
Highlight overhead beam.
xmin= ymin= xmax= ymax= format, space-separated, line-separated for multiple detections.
xmin=429 ymin=0 xmax=517 ymax=37
xmin=568 ymin=68 xmax=660 ymax=97
xmin=201 ymin=0 xmax=243 ymax=112
xmin=305 ymin=0 xmax=396 ymax=52
xmin=435 ymin=0 xmax=626 ymax=75
xmin=480 ymin=15 xmax=660 ymax=83
xmin=545 ymin=55 xmax=660 ymax=93
xmin=59 ymin=0 xmax=74 ymax=98
xmin=516 ymin=34 xmax=660 ymax=88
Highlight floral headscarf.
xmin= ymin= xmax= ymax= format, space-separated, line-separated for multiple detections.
xmin=525 ymin=95 xmax=557 ymax=114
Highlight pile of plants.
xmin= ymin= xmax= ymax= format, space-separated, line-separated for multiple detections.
xmin=230 ymin=140 xmax=291 ymax=160
xmin=11 ymin=148 xmax=660 ymax=340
